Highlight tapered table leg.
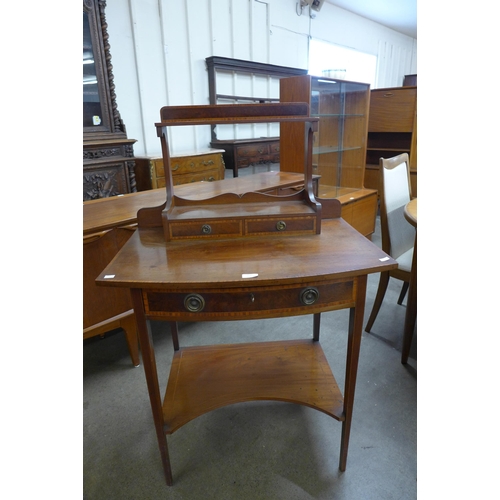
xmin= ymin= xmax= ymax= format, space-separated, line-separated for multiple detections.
xmin=339 ymin=275 xmax=367 ymax=471
xmin=131 ymin=289 xmax=173 ymax=486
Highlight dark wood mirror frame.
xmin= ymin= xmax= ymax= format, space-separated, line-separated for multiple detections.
xmin=83 ymin=0 xmax=137 ymax=200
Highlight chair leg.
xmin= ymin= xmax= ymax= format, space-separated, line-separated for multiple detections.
xmin=397 ymin=282 xmax=409 ymax=305
xmin=365 ymin=272 xmax=390 ymax=332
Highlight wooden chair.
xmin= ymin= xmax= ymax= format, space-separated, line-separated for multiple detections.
xmin=365 ymin=153 xmax=415 ymax=341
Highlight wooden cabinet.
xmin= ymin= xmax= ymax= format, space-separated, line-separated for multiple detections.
xmin=83 ymin=0 xmax=137 ymax=200
xmin=280 ymin=75 xmax=377 ymax=237
xmin=364 ymin=86 xmax=417 ymax=196
xmin=136 ymin=150 xmax=226 ymax=190
xmin=83 ymin=139 xmax=137 ymax=200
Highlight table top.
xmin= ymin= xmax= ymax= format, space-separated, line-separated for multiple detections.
xmin=404 ymin=198 xmax=417 ymax=227
xmin=83 ymin=172 xmax=313 ymax=235
xmin=96 ymin=218 xmax=397 ymax=290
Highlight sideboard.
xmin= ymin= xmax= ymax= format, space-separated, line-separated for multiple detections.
xmin=209 ymin=137 xmax=280 ymax=178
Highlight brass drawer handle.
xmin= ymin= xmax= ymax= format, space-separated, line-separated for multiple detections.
xmin=276 ymin=220 xmax=287 ymax=231
xmin=300 ymin=287 xmax=319 ymax=306
xmin=184 ymin=294 xmax=205 ymax=312
xmin=201 ymin=224 xmax=212 ymax=234
xmin=172 ymin=164 xmax=180 ymax=171
xmin=383 ymin=93 xmax=394 ymax=98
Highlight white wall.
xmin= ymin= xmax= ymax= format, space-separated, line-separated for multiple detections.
xmin=105 ymin=0 xmax=417 ymax=157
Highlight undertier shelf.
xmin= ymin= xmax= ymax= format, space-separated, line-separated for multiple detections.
xmin=162 ymin=339 xmax=345 ymax=433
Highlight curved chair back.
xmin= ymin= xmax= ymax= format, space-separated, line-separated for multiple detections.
xmin=379 ymin=153 xmax=414 ymax=263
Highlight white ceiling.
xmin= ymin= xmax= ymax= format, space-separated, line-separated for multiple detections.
xmin=325 ymin=0 xmax=417 ymax=39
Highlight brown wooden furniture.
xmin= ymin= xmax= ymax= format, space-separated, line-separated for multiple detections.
xmin=403 ymin=198 xmax=417 ymax=364
xmin=84 ymin=170 xmax=319 ymax=365
xmin=206 ymin=56 xmax=307 ymax=177
xmin=280 ymin=75 xmax=378 ymax=238
xmin=97 ymin=220 xmax=397 ymax=486
xmin=364 ymin=86 xmax=417 ymax=197
xmin=134 ymin=149 xmax=226 ymax=190
xmin=96 ymin=102 xmax=397 ymax=486
xmin=364 ymin=153 xmax=416 ymax=364
xmin=83 ymin=0 xmax=137 ymax=200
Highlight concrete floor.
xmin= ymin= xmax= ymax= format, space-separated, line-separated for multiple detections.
xmin=83 ymin=167 xmax=417 ymax=499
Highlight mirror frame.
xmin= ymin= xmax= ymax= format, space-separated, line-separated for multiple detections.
xmin=83 ymin=0 xmax=126 ymax=142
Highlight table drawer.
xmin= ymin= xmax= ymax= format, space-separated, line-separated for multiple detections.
xmin=143 ymin=279 xmax=356 ymax=320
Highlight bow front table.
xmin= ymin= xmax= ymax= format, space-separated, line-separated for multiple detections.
xmin=96 ymin=217 xmax=397 ymax=486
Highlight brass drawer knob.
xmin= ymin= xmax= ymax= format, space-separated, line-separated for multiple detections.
xmin=276 ymin=220 xmax=287 ymax=231
xmin=300 ymin=287 xmax=319 ymax=305
xmin=201 ymin=224 xmax=212 ymax=234
xmin=184 ymin=294 xmax=205 ymax=312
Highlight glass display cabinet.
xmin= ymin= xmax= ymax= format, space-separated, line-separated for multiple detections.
xmin=280 ymin=75 xmax=377 ymax=237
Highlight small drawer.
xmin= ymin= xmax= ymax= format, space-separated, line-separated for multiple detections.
xmin=168 ymin=219 xmax=243 ymax=239
xmin=245 ymin=215 xmax=317 ymax=235
xmin=171 ymin=159 xmax=196 ymax=174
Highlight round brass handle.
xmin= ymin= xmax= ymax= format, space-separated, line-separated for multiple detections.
xmin=300 ymin=287 xmax=319 ymax=305
xmin=201 ymin=224 xmax=212 ymax=234
xmin=276 ymin=221 xmax=287 ymax=231
xmin=184 ymin=294 xmax=205 ymax=312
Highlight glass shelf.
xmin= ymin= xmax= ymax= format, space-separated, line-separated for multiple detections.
xmin=313 ymin=146 xmax=363 ymax=155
